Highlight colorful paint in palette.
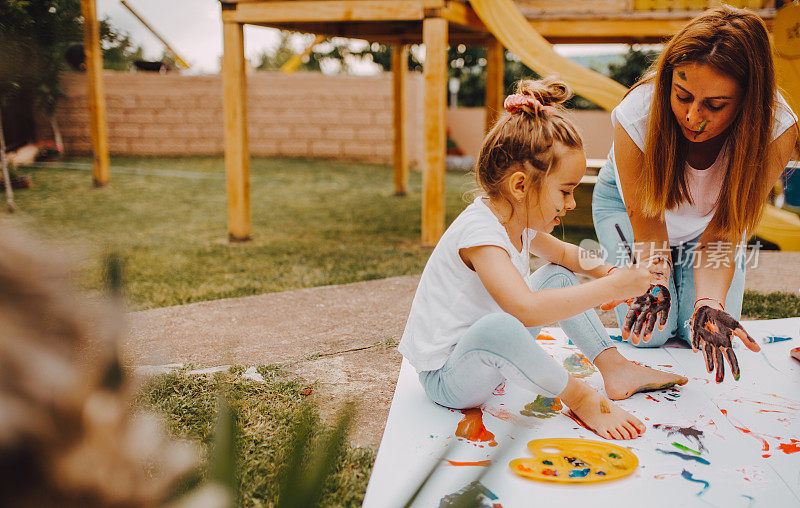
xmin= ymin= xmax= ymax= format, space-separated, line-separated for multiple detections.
xmin=509 ymin=438 xmax=638 ymax=484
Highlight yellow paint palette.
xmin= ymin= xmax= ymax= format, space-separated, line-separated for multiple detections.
xmin=509 ymin=438 xmax=638 ymax=483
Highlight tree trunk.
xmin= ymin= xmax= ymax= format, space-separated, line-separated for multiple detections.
xmin=50 ymin=115 xmax=64 ymax=156
xmin=0 ymin=109 xmax=17 ymax=213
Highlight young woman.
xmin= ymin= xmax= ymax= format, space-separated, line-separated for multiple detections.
xmin=592 ymin=5 xmax=798 ymax=382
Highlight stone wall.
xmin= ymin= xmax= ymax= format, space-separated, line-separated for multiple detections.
xmin=56 ymin=71 xmax=425 ymax=165
xmin=56 ymin=70 xmax=613 ymax=166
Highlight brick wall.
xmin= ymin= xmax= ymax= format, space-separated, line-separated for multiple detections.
xmin=56 ymin=71 xmax=425 ymax=166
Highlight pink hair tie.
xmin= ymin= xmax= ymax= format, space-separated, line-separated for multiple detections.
xmin=503 ymin=93 xmax=557 ymax=115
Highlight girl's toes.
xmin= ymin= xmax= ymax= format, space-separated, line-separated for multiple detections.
xmin=631 ymin=418 xmax=645 ymax=433
xmin=608 ymin=428 xmax=623 ymax=440
xmin=620 ymin=425 xmax=634 ymax=440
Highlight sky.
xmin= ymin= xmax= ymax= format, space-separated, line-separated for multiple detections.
xmin=98 ymin=0 xmax=631 ymax=74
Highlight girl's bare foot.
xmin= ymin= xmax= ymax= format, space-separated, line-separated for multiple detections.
xmin=594 ymin=348 xmax=688 ymax=401
xmin=558 ymin=375 xmax=645 ymax=440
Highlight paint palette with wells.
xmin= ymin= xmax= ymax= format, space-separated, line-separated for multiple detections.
xmin=509 ymin=438 xmax=638 ymax=483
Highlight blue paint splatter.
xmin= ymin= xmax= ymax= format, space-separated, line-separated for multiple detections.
xmin=741 ymin=494 xmax=755 ymax=508
xmin=657 ymin=449 xmax=710 ymax=465
xmin=568 ymin=468 xmax=591 ymax=478
xmin=596 ymin=471 xmax=606 ymax=476
xmin=542 ymin=459 xmax=553 ymax=465
xmin=763 ymin=335 xmax=792 ymax=343
xmin=609 ymin=334 xmax=624 ymax=342
xmin=681 ymin=469 xmax=710 ymax=496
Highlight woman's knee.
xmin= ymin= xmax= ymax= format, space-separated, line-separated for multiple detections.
xmin=528 ymin=263 xmax=579 ymax=290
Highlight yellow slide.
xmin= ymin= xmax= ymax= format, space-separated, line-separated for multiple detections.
xmin=469 ymin=0 xmax=628 ymax=111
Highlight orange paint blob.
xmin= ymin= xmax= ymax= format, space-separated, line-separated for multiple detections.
xmin=446 ymin=460 xmax=492 ymax=466
xmin=778 ymin=439 xmax=800 ymax=454
xmin=456 ymin=408 xmax=497 ymax=446
xmin=704 ymin=320 xmax=719 ymax=333
xmin=536 ymin=333 xmax=556 ymax=341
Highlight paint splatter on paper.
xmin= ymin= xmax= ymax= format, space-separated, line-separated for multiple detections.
xmin=657 ymin=448 xmax=711 ymax=465
xmin=456 ymin=408 xmax=497 ymax=447
xmin=653 ymin=424 xmax=707 ymax=452
xmin=563 ymin=353 xmax=596 ymax=378
xmin=520 ymin=396 xmax=563 ymax=419
xmin=681 ymin=469 xmax=710 ymax=496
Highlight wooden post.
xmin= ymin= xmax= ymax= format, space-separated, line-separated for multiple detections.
xmin=222 ymin=21 xmax=251 ymax=242
xmin=392 ymin=43 xmax=409 ymax=196
xmin=422 ymin=17 xmax=448 ymax=246
xmin=80 ymin=0 xmax=110 ymax=187
xmin=485 ymin=37 xmax=504 ymax=134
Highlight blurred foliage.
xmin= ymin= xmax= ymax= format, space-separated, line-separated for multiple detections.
xmin=607 ymin=47 xmax=660 ymax=88
xmin=0 ymin=0 xmax=143 ymax=120
xmin=255 ymin=34 xmax=659 ymax=110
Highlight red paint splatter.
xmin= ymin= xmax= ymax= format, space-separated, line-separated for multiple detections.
xmin=778 ymin=439 xmax=800 ymax=454
xmin=446 ymin=460 xmax=492 ymax=466
xmin=563 ymin=410 xmax=593 ymax=433
xmin=456 ymin=408 xmax=497 ymax=446
xmin=492 ymin=381 xmax=506 ymax=396
xmin=720 ymin=409 xmax=771 ymax=457
xmin=542 ymin=468 xmax=558 ymax=476
xmin=484 ymin=406 xmax=513 ymax=421
xmin=646 ymin=395 xmax=659 ymax=402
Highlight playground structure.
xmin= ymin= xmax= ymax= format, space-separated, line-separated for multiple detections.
xmin=217 ymin=0 xmax=790 ymax=245
xmin=78 ymin=1 xmax=798 ymax=247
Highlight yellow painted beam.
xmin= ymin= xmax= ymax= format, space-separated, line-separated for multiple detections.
xmin=422 ymin=16 xmax=448 ymax=246
xmin=80 ymin=0 xmax=110 ymax=186
xmin=222 ymin=22 xmax=251 ymax=242
xmin=222 ymin=1 xmax=425 ymax=24
xmin=471 ymin=0 xmax=628 ymax=111
xmin=485 ymin=37 xmax=504 ymax=133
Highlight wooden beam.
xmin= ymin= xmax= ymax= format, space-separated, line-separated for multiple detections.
xmin=222 ymin=22 xmax=251 ymax=242
xmin=80 ymin=0 xmax=110 ymax=187
xmin=485 ymin=37 xmax=504 ymax=134
xmin=222 ymin=1 xmax=425 ymax=24
xmin=392 ymin=43 xmax=409 ymax=196
xmin=422 ymin=16 xmax=447 ymax=246
xmin=440 ymin=1 xmax=487 ymax=32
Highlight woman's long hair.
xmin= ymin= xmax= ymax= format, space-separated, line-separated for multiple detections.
xmin=630 ymin=5 xmax=786 ymax=242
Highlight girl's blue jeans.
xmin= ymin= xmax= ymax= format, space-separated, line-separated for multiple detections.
xmin=418 ymin=263 xmax=613 ymax=410
xmin=591 ymin=160 xmax=745 ymax=347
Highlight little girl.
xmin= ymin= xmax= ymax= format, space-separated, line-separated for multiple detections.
xmin=399 ymin=78 xmax=688 ymax=440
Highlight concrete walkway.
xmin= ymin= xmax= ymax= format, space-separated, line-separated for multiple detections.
xmin=125 ymin=252 xmax=800 ymax=449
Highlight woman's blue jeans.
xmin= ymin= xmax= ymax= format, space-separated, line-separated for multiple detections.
xmin=418 ymin=263 xmax=614 ymax=410
xmin=591 ymin=160 xmax=745 ymax=347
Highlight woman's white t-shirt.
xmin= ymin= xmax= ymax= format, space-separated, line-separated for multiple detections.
xmin=609 ymin=83 xmax=798 ymax=246
xmin=398 ymin=196 xmax=536 ymax=373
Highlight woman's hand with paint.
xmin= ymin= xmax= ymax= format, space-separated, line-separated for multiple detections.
xmin=620 ymin=284 xmax=671 ymax=345
xmin=690 ymin=305 xmax=760 ymax=382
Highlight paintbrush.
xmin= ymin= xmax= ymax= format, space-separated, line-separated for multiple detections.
xmin=615 ymin=223 xmax=637 ymax=264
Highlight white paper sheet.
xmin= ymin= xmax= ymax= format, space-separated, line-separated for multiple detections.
xmin=364 ymin=319 xmax=800 ymax=508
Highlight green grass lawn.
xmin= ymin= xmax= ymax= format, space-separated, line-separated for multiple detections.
xmin=7 ymin=155 xmax=597 ymax=309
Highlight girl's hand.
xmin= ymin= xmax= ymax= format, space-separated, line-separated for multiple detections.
xmin=690 ymin=304 xmax=760 ymax=382
xmin=603 ymin=265 xmax=651 ymax=301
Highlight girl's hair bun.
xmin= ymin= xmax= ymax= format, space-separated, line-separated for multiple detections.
xmin=515 ymin=76 xmax=573 ymax=110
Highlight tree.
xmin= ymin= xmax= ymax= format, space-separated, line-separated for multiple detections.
xmin=607 ymin=47 xmax=660 ymax=88
xmin=0 ymin=0 xmax=144 ymax=160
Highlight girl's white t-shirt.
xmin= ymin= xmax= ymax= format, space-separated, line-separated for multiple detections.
xmin=609 ymin=83 xmax=798 ymax=246
xmin=398 ymin=196 xmax=536 ymax=373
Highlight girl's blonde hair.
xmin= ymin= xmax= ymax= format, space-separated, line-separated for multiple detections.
xmin=631 ymin=5 xmax=783 ymax=242
xmin=476 ymin=77 xmax=583 ymax=223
